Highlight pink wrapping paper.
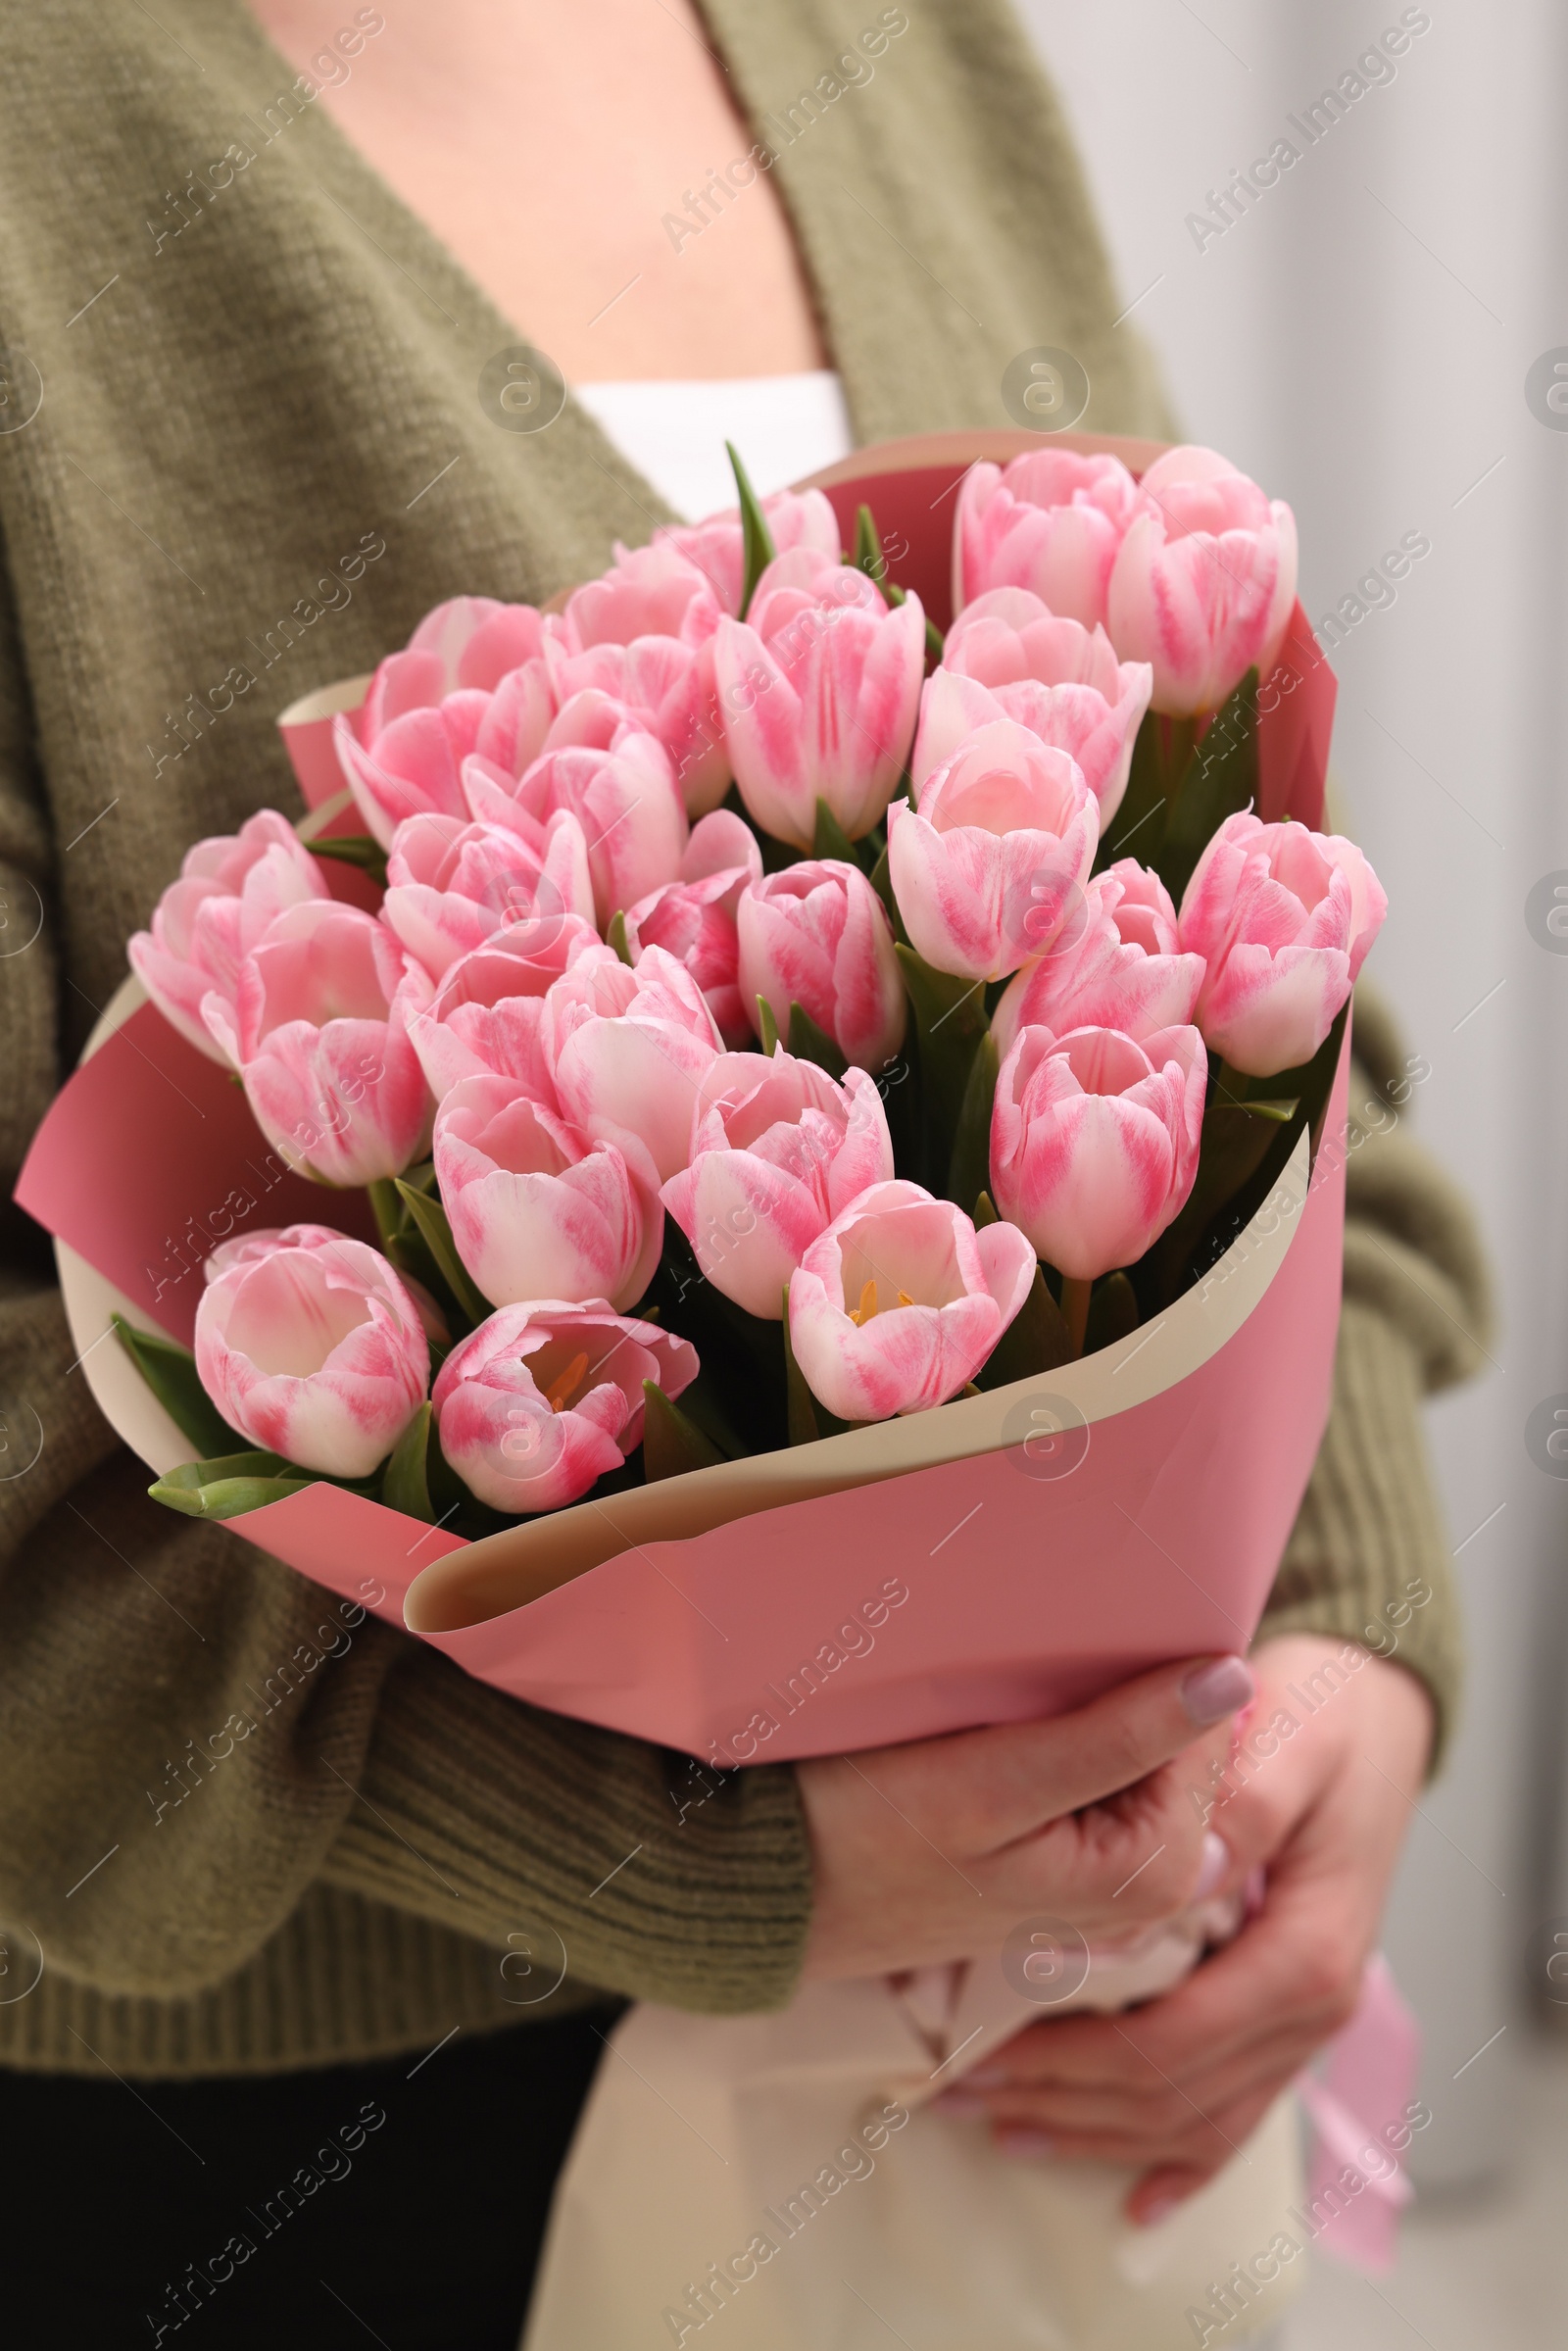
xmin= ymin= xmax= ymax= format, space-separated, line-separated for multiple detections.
xmin=18 ymin=433 xmax=1349 ymax=1767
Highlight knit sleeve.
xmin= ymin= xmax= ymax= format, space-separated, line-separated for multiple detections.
xmin=1254 ymin=987 xmax=1494 ymax=1767
xmin=0 ymin=551 xmax=811 ymax=2017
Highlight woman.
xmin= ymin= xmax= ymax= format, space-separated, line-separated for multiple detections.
xmin=0 ymin=2 xmax=1489 ymax=2343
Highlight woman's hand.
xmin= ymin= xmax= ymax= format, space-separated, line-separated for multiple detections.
xmin=931 ymin=1635 xmax=1434 ymax=2222
xmin=797 ymin=1654 xmax=1254 ymax=1980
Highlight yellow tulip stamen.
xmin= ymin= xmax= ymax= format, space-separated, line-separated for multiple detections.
xmin=897 ymin=1289 xmax=915 ymax=1308
xmin=544 ymin=1351 xmax=591 ymax=1413
xmin=847 ymin=1278 xmax=878 ymax=1327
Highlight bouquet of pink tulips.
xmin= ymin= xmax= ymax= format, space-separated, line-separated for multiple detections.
xmin=104 ymin=440 xmax=1382 ymax=1538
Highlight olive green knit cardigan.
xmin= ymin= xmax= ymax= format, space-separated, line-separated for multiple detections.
xmin=0 ymin=0 xmax=1490 ymax=2077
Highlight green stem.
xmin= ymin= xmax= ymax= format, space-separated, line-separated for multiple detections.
xmin=1209 ymin=1054 xmax=1250 ymax=1110
xmin=1162 ymin=714 xmax=1200 ymax=808
xmin=366 ymin=1178 xmax=402 ymax=1251
xmin=1061 ymin=1275 xmax=1093 ymax=1359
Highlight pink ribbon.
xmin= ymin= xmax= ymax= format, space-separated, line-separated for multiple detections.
xmin=1294 ymin=1953 xmax=1420 ymax=2272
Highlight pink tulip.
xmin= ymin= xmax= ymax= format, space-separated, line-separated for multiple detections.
xmin=129 ymin=810 xmax=329 ymax=1062
xmin=921 ymin=589 xmax=1153 ymax=823
xmin=335 ymin=661 xmax=558 ymax=850
xmin=992 ymin=860 xmax=1205 ymax=1057
xmin=543 ymin=634 xmax=728 ymax=817
xmin=565 ymin=543 xmax=724 ymax=649
xmin=195 ymin=1224 xmax=430 ymax=1478
xmin=399 ymin=916 xmax=602 ymax=1104
xmin=434 ymin=1075 xmax=662 ymax=1312
xmin=545 ymin=942 xmax=723 ymax=1185
xmin=713 ymin=551 xmax=926 ymax=847
xmin=623 ymin=810 xmax=763 ymax=1050
xmin=651 ymin=486 xmax=842 ymax=616
xmin=990 ymin=1023 xmax=1207 ymax=1281
xmin=1106 ymin=446 xmax=1298 ymax=716
xmin=432 ymin=1300 xmax=698 ymax=1514
xmin=787 ymin=1180 xmax=1036 ymax=1419
xmin=464 ymin=719 xmax=687 ymax=929
xmin=381 ymin=808 xmax=595 ymax=979
xmin=954 ymin=452 xmax=1143 ymax=630
xmin=1178 ymin=812 xmax=1386 ymax=1076
xmin=202 ymin=900 xmax=431 ymax=1185
xmin=736 ymin=859 xmax=906 ymax=1072
xmin=886 ymin=718 xmax=1099 ymax=982
xmin=661 ymin=1049 xmax=895 ymax=1319
xmin=397 ymin=596 xmax=554 ymax=698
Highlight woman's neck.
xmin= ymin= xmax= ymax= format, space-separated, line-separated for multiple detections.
xmin=244 ymin=0 xmax=830 ymax=381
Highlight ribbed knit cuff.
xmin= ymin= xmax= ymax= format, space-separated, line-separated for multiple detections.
xmin=0 ymin=1886 xmax=580 ymax=2079
xmin=1257 ymin=1297 xmax=1462 ymax=1771
xmin=321 ymin=1648 xmax=814 ymax=2015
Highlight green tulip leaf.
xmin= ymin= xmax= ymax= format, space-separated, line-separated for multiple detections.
xmin=112 ymin=1315 xmax=244 ymax=1461
xmin=1158 ymin=668 xmax=1260 ymax=904
xmin=150 ymin=1450 xmax=310 ymax=1520
xmin=308 ymin=834 xmax=389 ymax=889
xmin=382 ymin=1402 xmax=434 ymax=1522
xmin=948 ymin=1030 xmax=999 ymax=1219
xmin=786 ymin=1000 xmax=848 ymax=1080
xmin=1084 ymin=1270 xmax=1140 ymax=1353
xmin=1094 ymin=708 xmax=1169 ymax=872
xmin=896 ymin=943 xmax=989 ymax=1190
xmin=642 ymin=1381 xmax=728 ymax=1482
xmin=394 ymin=1179 xmax=491 ymax=1331
xmin=727 ymin=440 xmax=777 ymax=620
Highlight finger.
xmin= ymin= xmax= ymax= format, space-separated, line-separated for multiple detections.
xmin=943 ymin=2025 xmax=1321 ymax=2144
xmin=991 ymin=2078 xmax=1280 ymax=2186
xmin=914 ymin=1654 xmax=1256 ymax=1848
xmin=979 ymin=1867 xmax=1365 ymax=2090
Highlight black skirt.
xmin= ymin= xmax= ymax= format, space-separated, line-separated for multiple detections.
xmin=0 ymin=2004 xmax=614 ymax=2349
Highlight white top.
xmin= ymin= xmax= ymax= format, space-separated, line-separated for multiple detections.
xmin=572 ymin=369 xmax=854 ymax=522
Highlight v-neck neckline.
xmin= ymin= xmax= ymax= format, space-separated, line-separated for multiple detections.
xmin=225 ymin=0 xmax=847 ymax=432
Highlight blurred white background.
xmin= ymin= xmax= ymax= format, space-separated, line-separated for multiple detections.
xmin=1016 ymin=0 xmax=1568 ymax=2338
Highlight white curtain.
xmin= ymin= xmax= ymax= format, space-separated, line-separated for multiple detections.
xmin=1022 ymin=0 xmax=1568 ymax=2187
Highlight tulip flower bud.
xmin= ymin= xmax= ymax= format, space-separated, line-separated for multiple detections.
xmin=920 ymin=590 xmax=1152 ymax=824
xmin=1178 ymin=812 xmax=1386 ymax=1076
xmin=130 ymin=809 xmax=329 ymax=1063
xmin=202 ymin=901 xmax=432 ymax=1186
xmin=991 ymin=860 xmax=1204 ymax=1058
xmin=382 ymin=808 xmax=595 ymax=979
xmin=432 ymin=1301 xmax=698 ymax=1514
xmin=399 ymin=916 xmax=602 ymax=1106
xmin=954 ymin=451 xmax=1143 ymax=629
xmin=623 ymin=811 xmax=763 ymax=1051
xmin=464 ymin=720 xmax=687 ymax=931
xmin=435 ymin=1075 xmax=662 ymax=1312
xmin=651 ymin=486 xmax=842 ymax=616
xmin=990 ymin=1023 xmax=1207 ymax=1281
xmin=545 ymin=943 xmax=723 ymax=1186
xmin=736 ymin=859 xmax=906 ymax=1073
xmin=714 ymin=553 xmax=925 ymax=849
xmin=1106 ymin=446 xmax=1298 ymax=716
xmin=887 ymin=718 xmax=1099 ymax=983
xmin=661 ymin=1049 xmax=895 ymax=1319
xmin=333 ymin=598 xmax=557 ymax=849
xmin=194 ymin=1224 xmax=430 ymax=1478
xmin=788 ymin=1180 xmax=1036 ymax=1418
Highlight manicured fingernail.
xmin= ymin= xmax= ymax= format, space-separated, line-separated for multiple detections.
xmin=1135 ymin=2191 xmax=1187 ymax=2228
xmin=997 ymin=2129 xmax=1055 ymax=2160
xmin=1181 ymin=1655 xmax=1255 ymax=1726
xmin=1195 ymin=1830 xmax=1230 ymax=1897
xmin=932 ymin=2088 xmax=989 ymax=2116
